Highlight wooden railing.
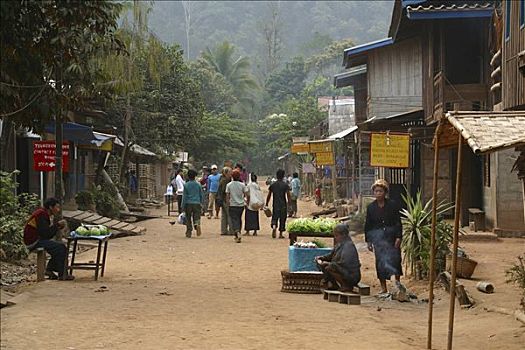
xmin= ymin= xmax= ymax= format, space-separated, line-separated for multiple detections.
xmin=432 ymin=71 xmax=488 ymax=120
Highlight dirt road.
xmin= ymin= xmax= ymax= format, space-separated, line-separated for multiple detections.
xmin=1 ymin=189 xmax=524 ymax=349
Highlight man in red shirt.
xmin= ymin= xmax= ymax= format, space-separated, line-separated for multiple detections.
xmin=24 ymin=198 xmax=74 ymax=280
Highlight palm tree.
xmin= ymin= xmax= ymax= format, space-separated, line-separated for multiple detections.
xmin=201 ymin=41 xmax=258 ymax=114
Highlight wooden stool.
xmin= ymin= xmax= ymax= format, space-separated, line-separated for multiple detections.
xmin=322 ymin=289 xmax=361 ymax=305
xmin=35 ymin=248 xmax=46 ymax=282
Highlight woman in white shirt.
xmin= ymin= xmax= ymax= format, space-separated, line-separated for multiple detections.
xmin=244 ymin=173 xmax=262 ymax=236
xmin=226 ymin=169 xmax=249 ymax=243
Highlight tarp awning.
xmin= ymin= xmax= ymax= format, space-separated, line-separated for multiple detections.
xmin=45 ymin=122 xmax=94 ymax=143
xmin=436 ymin=111 xmax=525 ymax=154
xmin=328 ymin=126 xmax=358 ymax=140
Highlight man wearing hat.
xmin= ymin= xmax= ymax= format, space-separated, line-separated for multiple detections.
xmin=206 ymin=165 xmax=221 ymax=219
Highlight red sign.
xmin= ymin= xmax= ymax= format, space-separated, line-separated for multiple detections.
xmin=33 ymin=141 xmax=70 ymax=172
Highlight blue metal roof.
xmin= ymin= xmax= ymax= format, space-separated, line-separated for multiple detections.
xmin=406 ymin=3 xmax=494 ymax=20
xmin=343 ymin=38 xmax=394 ymax=58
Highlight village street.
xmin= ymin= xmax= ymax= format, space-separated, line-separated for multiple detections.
xmin=1 ymin=185 xmax=524 ymax=350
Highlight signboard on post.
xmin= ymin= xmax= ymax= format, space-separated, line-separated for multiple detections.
xmin=309 ymin=141 xmax=333 ymax=154
xmin=302 ymin=163 xmax=316 ymax=174
xmin=33 ymin=141 xmax=70 ymax=172
xmin=315 ymin=151 xmax=335 ymax=166
xmin=370 ymin=132 xmax=410 ymax=168
xmin=291 ymin=143 xmax=309 ymax=154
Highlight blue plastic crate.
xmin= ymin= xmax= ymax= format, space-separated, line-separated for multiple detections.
xmin=288 ymin=246 xmax=332 ymax=272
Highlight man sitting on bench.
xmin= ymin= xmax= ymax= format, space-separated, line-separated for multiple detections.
xmin=24 ymin=197 xmax=74 ymax=281
xmin=315 ymin=224 xmax=361 ymax=292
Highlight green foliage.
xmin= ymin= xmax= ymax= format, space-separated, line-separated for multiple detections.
xmin=311 ymin=238 xmax=328 ymax=248
xmin=506 ymin=255 xmax=525 ymax=310
xmin=74 ymin=191 xmax=94 ymax=211
xmin=1 ymin=1 xmax=124 ymax=130
xmin=91 ymin=187 xmax=121 ymax=219
xmin=0 ymin=171 xmax=40 ymax=262
xmin=287 ymin=218 xmax=337 ymax=234
xmin=400 ymin=190 xmax=454 ymax=278
xmin=265 ymin=57 xmax=308 ymax=106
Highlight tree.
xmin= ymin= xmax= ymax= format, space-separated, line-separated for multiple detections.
xmin=259 ymin=2 xmax=284 ymax=78
xmin=265 ymin=57 xmax=308 ymax=108
xmin=201 ymin=41 xmax=258 ymax=115
xmin=0 ymin=1 xmax=123 ymax=129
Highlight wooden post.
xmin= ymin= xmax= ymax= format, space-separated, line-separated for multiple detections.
xmin=332 ymin=162 xmax=337 ymax=201
xmin=36 ymin=248 xmax=46 ymax=282
xmin=447 ymin=132 xmax=464 ymax=350
xmin=427 ymin=122 xmax=441 ymax=349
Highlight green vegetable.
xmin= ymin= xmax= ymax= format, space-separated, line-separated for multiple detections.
xmin=286 ymin=218 xmax=337 ymax=234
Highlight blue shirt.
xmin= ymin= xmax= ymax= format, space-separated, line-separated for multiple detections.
xmin=181 ymin=180 xmax=203 ymax=208
xmin=207 ymin=173 xmax=221 ymax=193
xmin=291 ymin=178 xmax=301 ymax=198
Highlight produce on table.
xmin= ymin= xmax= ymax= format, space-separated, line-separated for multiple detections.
xmin=286 ymin=218 xmax=337 ymax=234
xmin=75 ymin=225 xmax=109 ymax=236
xmin=293 ymin=240 xmax=328 ymax=249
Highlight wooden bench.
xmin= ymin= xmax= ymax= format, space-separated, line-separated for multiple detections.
xmin=322 ymin=290 xmax=361 ymax=305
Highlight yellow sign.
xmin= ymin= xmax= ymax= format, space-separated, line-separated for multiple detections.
xmin=316 ymin=151 xmax=334 ymax=166
xmin=309 ymin=141 xmax=333 ymax=153
xmin=291 ymin=143 xmax=309 ymax=154
xmin=370 ymin=133 xmax=410 ymax=168
xmin=77 ymin=140 xmax=113 ymax=152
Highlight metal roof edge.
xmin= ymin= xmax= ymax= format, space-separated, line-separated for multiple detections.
xmin=343 ymin=37 xmax=394 ymax=60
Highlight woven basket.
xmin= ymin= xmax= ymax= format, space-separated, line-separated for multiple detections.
xmin=281 ymin=270 xmax=323 ymax=294
xmin=446 ymin=255 xmax=478 ymax=279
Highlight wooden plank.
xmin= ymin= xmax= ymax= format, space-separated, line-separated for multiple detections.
xmin=82 ymin=214 xmax=103 ymax=223
xmin=131 ymin=226 xmax=145 ymax=233
xmin=110 ymin=222 xmax=130 ymax=230
xmin=338 ymin=292 xmax=361 ymax=305
xmin=357 ymin=283 xmax=370 ymax=296
xmin=69 ymin=212 xmax=96 ymax=221
xmin=62 ymin=210 xmax=84 ymax=218
xmin=92 ymin=217 xmax=112 ymax=225
xmin=103 ymin=220 xmax=121 ymax=228
xmin=439 ymin=272 xmax=473 ymax=308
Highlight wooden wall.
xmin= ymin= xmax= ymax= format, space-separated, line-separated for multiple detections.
xmin=502 ymin=0 xmax=525 ymax=110
xmin=367 ymin=37 xmax=423 ymax=119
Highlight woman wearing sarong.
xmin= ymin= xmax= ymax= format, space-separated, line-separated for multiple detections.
xmin=364 ymin=179 xmax=403 ymax=295
xmin=244 ymin=173 xmax=261 ymax=236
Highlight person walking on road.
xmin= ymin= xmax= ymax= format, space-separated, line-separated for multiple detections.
xmin=266 ymin=169 xmax=292 ymax=239
xmin=217 ymin=167 xmax=233 ymax=235
xmin=173 ymin=169 xmax=185 ymax=214
xmin=226 ymin=169 xmax=249 ymax=243
xmin=199 ymin=166 xmax=210 ymax=215
xmin=289 ymin=172 xmax=301 ymax=218
xmin=207 ymin=165 xmax=221 ymax=219
xmin=244 ymin=173 xmax=263 ymax=236
xmin=181 ymin=169 xmax=204 ymax=238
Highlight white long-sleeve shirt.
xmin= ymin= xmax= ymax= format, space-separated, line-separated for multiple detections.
xmin=175 ymin=174 xmax=185 ymax=195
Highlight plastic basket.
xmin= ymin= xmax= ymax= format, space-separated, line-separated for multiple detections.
xmin=446 ymin=255 xmax=478 ymax=279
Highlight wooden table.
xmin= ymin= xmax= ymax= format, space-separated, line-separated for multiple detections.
xmin=288 ymin=232 xmax=335 ymax=246
xmin=66 ymin=235 xmax=111 ymax=281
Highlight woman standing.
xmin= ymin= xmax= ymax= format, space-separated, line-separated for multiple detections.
xmin=244 ymin=173 xmax=262 ymax=236
xmin=226 ymin=169 xmax=249 ymax=243
xmin=217 ymin=167 xmax=232 ymax=236
xmin=364 ymin=179 xmax=403 ymax=295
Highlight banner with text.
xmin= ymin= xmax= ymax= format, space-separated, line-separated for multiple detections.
xmin=315 ymin=151 xmax=334 ymax=166
xmin=370 ymin=133 xmax=410 ymax=168
xmin=309 ymin=141 xmax=333 ymax=154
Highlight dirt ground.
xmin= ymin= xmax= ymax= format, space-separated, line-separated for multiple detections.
xmin=1 ymin=184 xmax=524 ymax=350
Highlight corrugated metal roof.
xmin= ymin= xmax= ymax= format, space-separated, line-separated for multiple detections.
xmin=443 ymin=111 xmax=525 ymax=154
xmin=406 ymin=2 xmax=493 ymax=20
xmin=328 ymin=126 xmax=358 ymax=140
xmin=343 ymin=38 xmax=393 ymax=68
xmin=333 ymin=65 xmax=367 ymax=88
xmin=114 ymin=138 xmax=157 ymax=157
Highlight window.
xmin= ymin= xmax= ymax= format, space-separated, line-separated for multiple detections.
xmin=520 ymin=0 xmax=525 ymax=29
xmin=505 ymin=0 xmax=512 ymax=40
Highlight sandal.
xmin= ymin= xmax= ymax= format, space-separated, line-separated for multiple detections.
xmin=45 ymin=270 xmax=59 ymax=280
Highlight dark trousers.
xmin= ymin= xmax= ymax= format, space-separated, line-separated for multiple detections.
xmin=34 ymin=239 xmax=67 ymax=277
xmin=271 ymin=207 xmax=288 ymax=232
xmin=229 ymin=206 xmax=244 ymax=234
xmin=317 ymin=261 xmax=360 ymax=289
xmin=185 ymin=203 xmax=202 ymax=236
xmin=177 ymin=195 xmax=183 ymax=213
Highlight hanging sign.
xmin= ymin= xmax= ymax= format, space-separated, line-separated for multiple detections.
xmin=309 ymin=141 xmax=333 ymax=153
xmin=291 ymin=143 xmax=309 ymax=154
xmin=33 ymin=141 xmax=70 ymax=172
xmin=315 ymin=151 xmax=334 ymax=166
xmin=370 ymin=132 xmax=410 ymax=168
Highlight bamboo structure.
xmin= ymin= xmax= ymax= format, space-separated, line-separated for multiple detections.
xmin=447 ymin=132 xmax=464 ymax=350
xmin=426 ymin=123 xmax=441 ymax=349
